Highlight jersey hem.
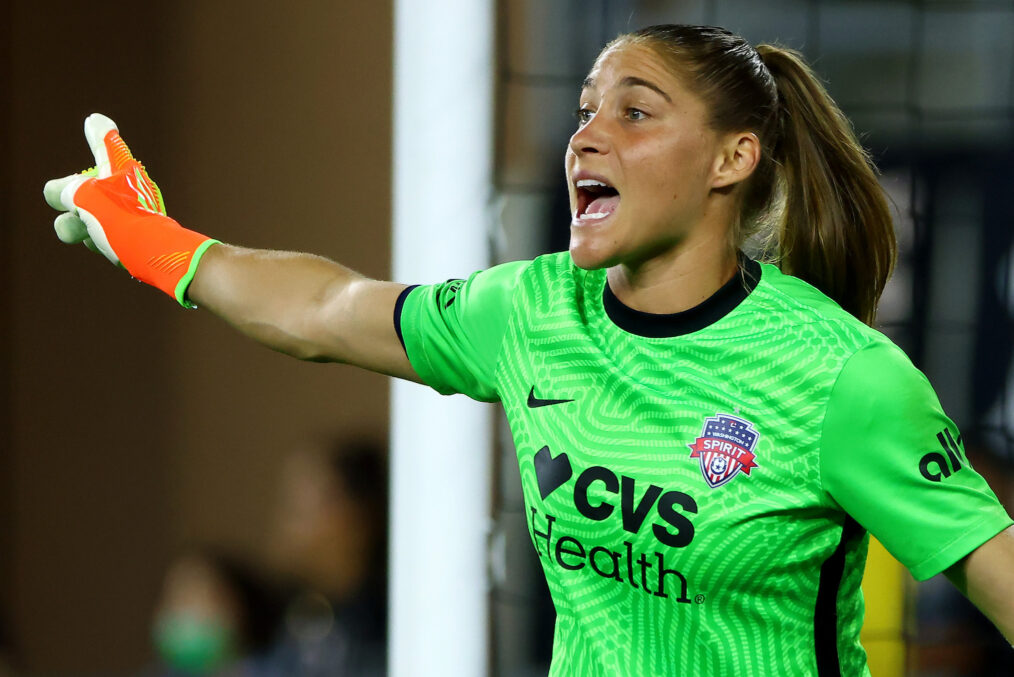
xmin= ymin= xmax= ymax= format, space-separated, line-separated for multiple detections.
xmin=393 ymin=284 xmax=419 ymax=353
xmin=909 ymin=515 xmax=1014 ymax=581
xmin=398 ymin=286 xmax=453 ymax=395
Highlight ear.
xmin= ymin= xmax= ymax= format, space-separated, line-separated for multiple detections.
xmin=711 ymin=132 xmax=761 ymax=189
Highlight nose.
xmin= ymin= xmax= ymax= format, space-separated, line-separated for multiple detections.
xmin=568 ymin=113 xmax=610 ymax=156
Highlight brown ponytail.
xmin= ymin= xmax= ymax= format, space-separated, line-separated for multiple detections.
xmin=756 ymin=45 xmax=896 ymax=326
xmin=612 ymin=26 xmax=897 ymax=326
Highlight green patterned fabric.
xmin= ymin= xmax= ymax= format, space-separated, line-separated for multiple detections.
xmin=398 ymin=252 xmax=1012 ymax=677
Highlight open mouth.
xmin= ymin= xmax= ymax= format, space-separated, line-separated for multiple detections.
xmin=575 ymin=179 xmax=620 ymax=222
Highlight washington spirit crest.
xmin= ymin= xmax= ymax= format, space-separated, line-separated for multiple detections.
xmin=688 ymin=414 xmax=760 ymax=488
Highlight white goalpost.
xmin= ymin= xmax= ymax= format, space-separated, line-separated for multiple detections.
xmin=390 ymin=1 xmax=495 ymax=675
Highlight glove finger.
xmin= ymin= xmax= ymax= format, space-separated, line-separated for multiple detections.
xmin=43 ymin=167 xmax=97 ymax=211
xmin=77 ymin=207 xmax=120 ymax=266
xmin=83 ymin=114 xmax=168 ymax=216
xmin=85 ymin=113 xmax=133 ymax=178
xmin=44 ymin=174 xmax=80 ymax=211
xmin=53 ymin=212 xmax=90 ymax=244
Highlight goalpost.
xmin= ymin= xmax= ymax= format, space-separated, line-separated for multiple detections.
xmin=390 ymin=1 xmax=495 ymax=675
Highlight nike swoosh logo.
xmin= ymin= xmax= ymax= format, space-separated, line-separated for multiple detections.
xmin=527 ymin=386 xmax=574 ymax=408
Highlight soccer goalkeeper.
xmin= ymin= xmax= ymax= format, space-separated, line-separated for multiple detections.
xmin=45 ymin=24 xmax=1013 ymax=677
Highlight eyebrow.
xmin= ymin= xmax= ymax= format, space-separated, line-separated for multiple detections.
xmin=580 ymin=76 xmax=672 ymax=103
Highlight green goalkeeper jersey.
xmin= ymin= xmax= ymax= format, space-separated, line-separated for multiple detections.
xmin=395 ymin=252 xmax=1012 ymax=677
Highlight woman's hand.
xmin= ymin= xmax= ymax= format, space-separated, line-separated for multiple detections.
xmin=45 ymin=114 xmax=421 ymax=382
xmin=43 ymin=114 xmax=218 ymax=307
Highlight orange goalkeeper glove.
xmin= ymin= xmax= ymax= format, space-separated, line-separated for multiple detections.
xmin=43 ymin=114 xmax=220 ymax=307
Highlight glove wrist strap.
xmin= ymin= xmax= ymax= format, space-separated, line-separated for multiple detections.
xmin=175 ymin=239 xmax=222 ymax=308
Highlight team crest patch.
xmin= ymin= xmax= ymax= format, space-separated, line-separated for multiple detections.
xmin=688 ymin=413 xmax=760 ymax=488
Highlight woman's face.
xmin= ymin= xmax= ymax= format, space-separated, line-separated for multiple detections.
xmin=566 ymin=42 xmax=725 ymax=271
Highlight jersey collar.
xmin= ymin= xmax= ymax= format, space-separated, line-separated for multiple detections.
xmin=602 ymin=256 xmax=762 ymax=338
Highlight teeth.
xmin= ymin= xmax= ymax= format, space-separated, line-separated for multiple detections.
xmin=579 ymin=212 xmax=609 ymax=220
xmin=576 ymin=179 xmax=609 ymax=188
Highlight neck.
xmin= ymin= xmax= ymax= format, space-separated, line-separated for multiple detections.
xmin=607 ymin=230 xmax=739 ymax=314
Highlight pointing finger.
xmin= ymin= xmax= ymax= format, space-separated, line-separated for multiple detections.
xmin=85 ymin=113 xmax=135 ymax=178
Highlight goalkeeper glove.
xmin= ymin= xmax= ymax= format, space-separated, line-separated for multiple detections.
xmin=43 ymin=113 xmax=220 ymax=307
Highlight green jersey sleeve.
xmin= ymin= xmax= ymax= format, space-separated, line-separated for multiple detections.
xmin=820 ymin=340 xmax=1013 ymax=581
xmin=396 ymin=260 xmax=530 ymax=402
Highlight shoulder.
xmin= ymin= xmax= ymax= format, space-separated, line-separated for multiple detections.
xmin=502 ymin=251 xmax=603 ymax=306
xmin=465 ymin=253 xmax=570 ymax=294
xmin=833 ymin=339 xmax=933 ymax=412
xmin=468 ymin=257 xmax=535 ymax=289
xmin=747 ymin=262 xmax=886 ymax=356
xmin=522 ymin=250 xmax=582 ymax=286
xmin=754 ymin=263 xmax=933 ymax=413
xmin=419 ymin=258 xmax=534 ymax=313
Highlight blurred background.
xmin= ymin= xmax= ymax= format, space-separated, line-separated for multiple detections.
xmin=3 ymin=0 xmax=1013 ymax=676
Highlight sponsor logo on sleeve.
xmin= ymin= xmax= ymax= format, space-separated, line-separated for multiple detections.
xmin=919 ymin=427 xmax=967 ymax=482
xmin=440 ymin=279 xmax=464 ymax=308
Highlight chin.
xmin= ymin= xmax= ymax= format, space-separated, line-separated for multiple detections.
xmin=569 ymin=233 xmax=619 ymax=271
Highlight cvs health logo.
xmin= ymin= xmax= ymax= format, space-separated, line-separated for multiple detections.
xmin=529 ymin=445 xmax=698 ymax=602
xmin=532 ymin=445 xmax=697 ymax=548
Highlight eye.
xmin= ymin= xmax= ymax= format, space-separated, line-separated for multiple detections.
xmin=573 ymin=107 xmax=594 ymax=126
xmin=625 ymin=107 xmax=648 ymax=121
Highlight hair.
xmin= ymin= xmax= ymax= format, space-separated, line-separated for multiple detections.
xmin=607 ymin=25 xmax=896 ymax=326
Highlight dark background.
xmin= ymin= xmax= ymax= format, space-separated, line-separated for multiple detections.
xmin=3 ymin=1 xmax=393 ymax=672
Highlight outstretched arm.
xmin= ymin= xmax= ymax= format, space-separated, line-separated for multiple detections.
xmin=945 ymin=525 xmax=1014 ymax=645
xmin=44 ymin=113 xmax=419 ymax=382
xmin=189 ymin=245 xmax=418 ymax=379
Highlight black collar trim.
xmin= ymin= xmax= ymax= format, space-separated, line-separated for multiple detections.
xmin=602 ymin=258 xmax=761 ymax=338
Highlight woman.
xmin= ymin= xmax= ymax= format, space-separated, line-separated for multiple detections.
xmin=45 ymin=24 xmax=1012 ymax=677
xmin=147 ymin=548 xmax=284 ymax=676
xmin=260 ymin=437 xmax=387 ymax=677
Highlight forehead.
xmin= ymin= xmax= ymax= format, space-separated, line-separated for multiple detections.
xmin=583 ymin=41 xmax=686 ymax=93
